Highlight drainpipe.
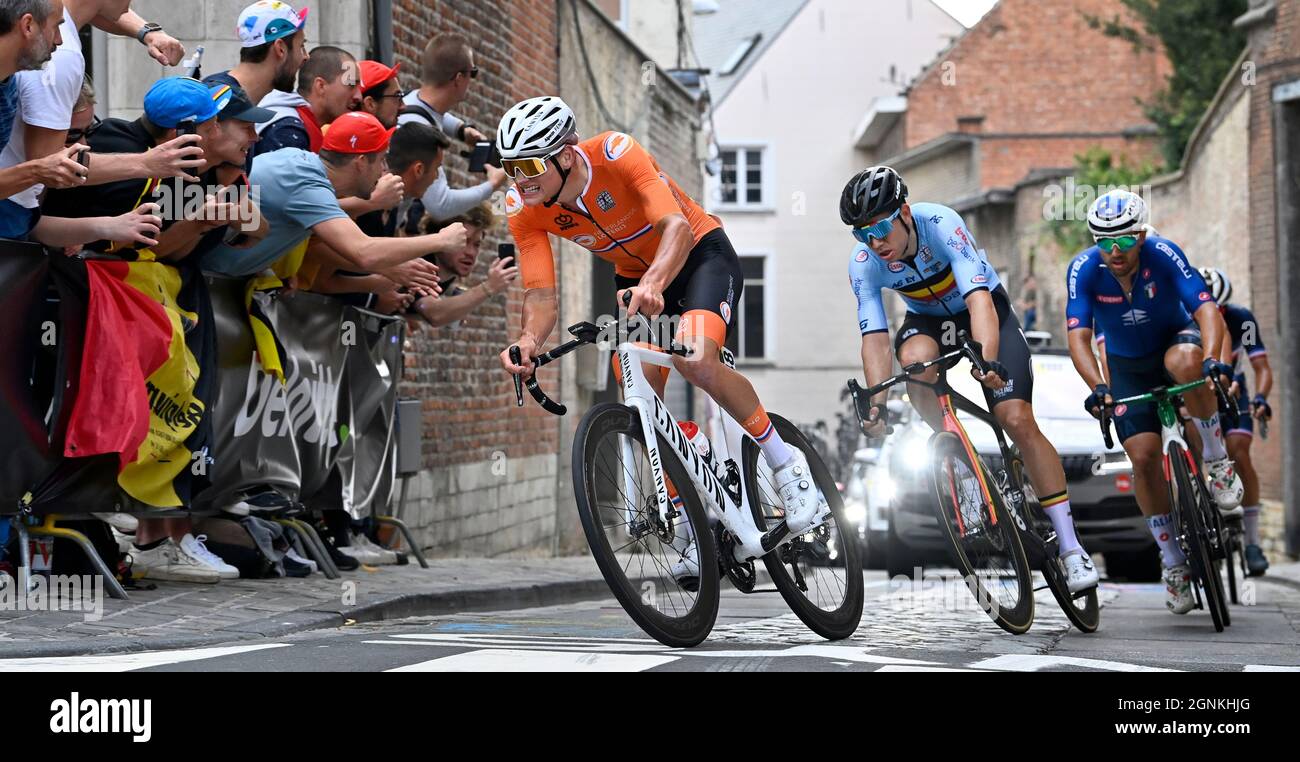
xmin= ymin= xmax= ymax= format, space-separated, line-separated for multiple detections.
xmin=373 ymin=0 xmax=394 ymax=65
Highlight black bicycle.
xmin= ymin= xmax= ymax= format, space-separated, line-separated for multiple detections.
xmin=848 ymin=332 xmax=1100 ymax=634
xmin=1098 ymin=377 xmax=1236 ymax=631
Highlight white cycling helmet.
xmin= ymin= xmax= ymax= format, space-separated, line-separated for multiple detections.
xmin=496 ymin=96 xmax=577 ymax=160
xmin=1087 ymin=189 xmax=1148 ymax=238
xmin=1198 ymin=267 xmax=1232 ymax=305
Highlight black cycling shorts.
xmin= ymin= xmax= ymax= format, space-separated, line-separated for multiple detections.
xmin=892 ymin=287 xmax=1033 ymax=407
xmin=1108 ymin=324 xmax=1203 ymax=442
xmin=615 ymin=227 xmax=742 ymax=347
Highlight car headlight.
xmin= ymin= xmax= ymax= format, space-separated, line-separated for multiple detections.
xmin=876 ymin=473 xmax=897 ymax=505
xmin=844 ymin=501 xmax=867 ymax=524
xmin=902 ymin=436 xmax=931 ymax=471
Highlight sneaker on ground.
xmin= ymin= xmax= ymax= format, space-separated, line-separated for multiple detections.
xmin=325 ymin=542 xmax=360 ymax=571
xmin=1163 ymin=563 xmax=1195 ymax=615
xmin=353 ymin=534 xmax=399 ymax=565
xmin=131 ymin=539 xmax=220 ymax=584
xmin=1203 ymin=458 xmax=1244 ymax=515
xmin=1244 ymin=544 xmax=1269 ymax=577
xmin=179 ymin=533 xmax=239 ymax=579
xmin=224 ymin=489 xmax=292 ymax=517
xmin=284 ymin=548 xmax=318 ymax=574
xmin=337 ymin=542 xmax=385 ymax=566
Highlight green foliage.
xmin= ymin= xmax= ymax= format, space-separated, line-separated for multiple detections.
xmin=1082 ymin=0 xmax=1248 ymax=168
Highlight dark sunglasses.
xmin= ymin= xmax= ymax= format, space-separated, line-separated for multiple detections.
xmin=460 ymin=67 xmax=479 ymax=80
xmin=66 ymin=115 xmax=101 ymax=145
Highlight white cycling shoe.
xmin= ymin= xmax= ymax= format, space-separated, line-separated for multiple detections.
xmin=774 ymin=450 xmax=829 ymax=535
xmin=1204 ymin=458 xmax=1244 ymax=516
xmin=670 ymin=540 xmax=701 ymax=593
xmin=1061 ymin=550 xmax=1099 ymax=594
xmin=1164 ymin=563 xmax=1195 ymax=615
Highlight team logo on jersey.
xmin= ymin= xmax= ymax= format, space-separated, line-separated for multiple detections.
xmin=573 ymin=234 xmax=597 ymax=248
xmin=504 ymin=187 xmax=523 ymax=217
xmin=1122 ymin=308 xmax=1150 ymax=326
xmin=1115 ymin=404 xmax=1129 ymax=417
xmin=919 ymin=246 xmax=933 ymax=262
xmin=554 ymin=213 xmax=578 ymax=231
xmin=604 ymin=132 xmax=633 ymax=161
xmin=971 ymin=274 xmax=988 ymax=284
xmin=1145 ymin=282 xmax=1157 ymax=299
xmin=855 ymin=250 xmax=869 ymax=262
xmin=596 ymin=191 xmax=616 ymax=212
xmin=929 ymin=215 xmax=942 ymax=225
xmin=887 ymin=261 xmax=905 ymax=272
xmin=1068 ymin=317 xmax=1081 ymax=328
xmin=1097 ymin=294 xmax=1124 ymax=304
xmin=946 ymin=237 xmax=964 ymax=253
xmin=1142 ymin=268 xmax=1151 ymax=279
xmin=720 ymin=301 xmax=732 ymax=324
xmin=1199 ymin=291 xmax=1212 ymax=301
xmin=955 ymin=227 xmax=972 ymax=247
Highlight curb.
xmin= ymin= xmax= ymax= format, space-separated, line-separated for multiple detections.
xmin=0 ymin=576 xmax=615 ymax=660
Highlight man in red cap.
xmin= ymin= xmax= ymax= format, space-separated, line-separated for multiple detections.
xmin=358 ymin=60 xmax=403 ymax=129
xmin=203 ymin=111 xmax=462 ymax=288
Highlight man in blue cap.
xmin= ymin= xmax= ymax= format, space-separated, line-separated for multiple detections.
xmin=44 ymin=77 xmax=268 ymax=257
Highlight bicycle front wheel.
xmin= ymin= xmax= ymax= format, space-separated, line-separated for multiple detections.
xmin=930 ymin=432 xmax=1035 ymax=634
xmin=573 ymin=403 xmax=721 ymax=647
xmin=1168 ymin=443 xmax=1227 ymax=632
xmin=745 ymin=414 xmax=864 ymax=640
xmin=1012 ymin=457 xmax=1100 ymax=633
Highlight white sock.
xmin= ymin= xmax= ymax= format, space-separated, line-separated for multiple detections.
xmin=756 ymin=426 xmax=795 ymax=469
xmin=1148 ymin=513 xmax=1186 ymax=568
xmin=1196 ymin=413 xmax=1228 ymax=461
xmin=1042 ymin=495 xmax=1083 ymax=556
xmin=1243 ymin=504 xmax=1262 ymax=545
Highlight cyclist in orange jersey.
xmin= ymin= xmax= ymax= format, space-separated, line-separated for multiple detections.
xmin=495 ymin=96 xmax=829 ymax=539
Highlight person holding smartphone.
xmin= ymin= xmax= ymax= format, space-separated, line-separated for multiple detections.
xmin=409 ymin=201 xmax=518 ymax=328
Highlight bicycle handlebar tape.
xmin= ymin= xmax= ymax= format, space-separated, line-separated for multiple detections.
xmin=509 ymin=346 xmax=524 ymax=407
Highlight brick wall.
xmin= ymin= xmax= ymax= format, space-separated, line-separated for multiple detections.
xmin=903 ymin=0 xmax=1166 ymax=190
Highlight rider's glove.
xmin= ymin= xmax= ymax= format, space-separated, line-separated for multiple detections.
xmin=983 ymin=360 xmax=1009 ymax=382
xmin=1202 ymin=358 xmax=1233 ymax=381
xmin=1084 ymin=384 xmax=1111 ymax=417
xmin=1252 ymin=394 xmax=1272 ymax=419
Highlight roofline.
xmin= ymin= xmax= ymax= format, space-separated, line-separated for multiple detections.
xmin=927 ymin=0 xmax=969 ymax=30
xmin=713 ymin=0 xmax=812 ymax=108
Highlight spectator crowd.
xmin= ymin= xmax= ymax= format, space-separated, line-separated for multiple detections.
xmin=0 ymin=0 xmax=519 ymax=584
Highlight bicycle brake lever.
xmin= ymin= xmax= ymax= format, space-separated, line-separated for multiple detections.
xmin=509 ymin=346 xmax=524 ymax=407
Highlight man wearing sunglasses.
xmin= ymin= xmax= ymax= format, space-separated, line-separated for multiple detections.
xmin=1066 ymin=189 xmax=1242 ymax=615
xmin=845 ymin=165 xmax=1099 ymax=594
xmin=496 ymin=95 xmax=833 ymax=563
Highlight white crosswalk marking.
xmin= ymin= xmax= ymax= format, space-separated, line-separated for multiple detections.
xmin=0 ymin=643 xmax=292 ymax=672
xmin=968 ymin=654 xmax=1180 ymax=672
xmin=386 ymin=649 xmax=679 ymax=672
xmin=1242 ymin=664 xmax=1300 ymax=672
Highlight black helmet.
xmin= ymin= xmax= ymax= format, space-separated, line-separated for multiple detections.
xmin=840 ymin=166 xmax=908 ymax=226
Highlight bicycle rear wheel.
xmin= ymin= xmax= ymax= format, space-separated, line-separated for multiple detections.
xmin=573 ymin=403 xmax=721 ymax=647
xmin=744 ymin=414 xmax=864 ymax=640
xmin=930 ymin=432 xmax=1034 ymax=635
xmin=1167 ymin=443 xmax=1227 ymax=632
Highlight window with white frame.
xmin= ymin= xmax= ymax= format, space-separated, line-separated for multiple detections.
xmin=717 ymin=147 xmax=767 ymax=209
xmin=726 ymin=255 xmax=767 ymax=360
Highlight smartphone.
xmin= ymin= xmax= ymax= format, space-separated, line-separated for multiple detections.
xmin=497 ymin=243 xmax=515 ymax=264
xmin=176 ymin=119 xmax=197 ymax=137
xmin=467 ymin=141 xmax=493 ymax=173
xmin=76 ymin=148 xmax=90 ymax=171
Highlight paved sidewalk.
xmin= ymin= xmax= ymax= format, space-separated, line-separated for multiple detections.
xmin=0 ymin=557 xmax=604 ymax=659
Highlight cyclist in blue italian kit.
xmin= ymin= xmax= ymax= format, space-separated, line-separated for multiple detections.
xmin=1065 ymin=189 xmax=1244 ymax=615
xmin=1199 ymin=267 xmax=1273 ymax=577
xmin=843 ymin=166 xmax=1099 ymax=594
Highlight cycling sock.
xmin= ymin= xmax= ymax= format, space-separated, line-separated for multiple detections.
xmin=133 ymin=538 xmax=165 ymax=552
xmin=742 ymin=404 xmax=794 ymax=468
xmin=1040 ymin=491 xmax=1083 ymax=555
xmin=1243 ymin=504 xmax=1262 ymax=545
xmin=1147 ymin=512 xmax=1186 ymax=567
xmin=1195 ymin=413 xmax=1229 ymax=461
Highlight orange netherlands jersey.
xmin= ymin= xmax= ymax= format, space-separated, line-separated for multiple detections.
xmin=505 ymin=131 xmax=721 ymax=290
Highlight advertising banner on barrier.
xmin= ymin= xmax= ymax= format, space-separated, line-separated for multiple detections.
xmin=335 ymin=308 xmax=403 ymax=519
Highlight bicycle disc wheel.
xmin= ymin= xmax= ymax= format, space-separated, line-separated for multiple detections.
xmin=1167 ymin=444 xmax=1227 ymax=632
xmin=745 ymin=414 xmax=864 ymax=640
xmin=930 ymin=432 xmax=1034 ymax=634
xmin=1012 ymin=458 xmax=1099 ymax=633
xmin=573 ymin=402 xmax=720 ymax=647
